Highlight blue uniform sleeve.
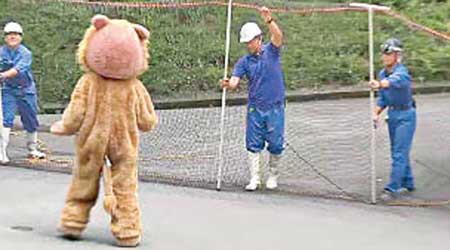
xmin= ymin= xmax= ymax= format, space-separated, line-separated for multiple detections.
xmin=386 ymin=66 xmax=411 ymax=89
xmin=377 ymin=70 xmax=387 ymax=108
xmin=0 ymin=47 xmax=12 ymax=71
xmin=377 ymin=89 xmax=387 ymax=109
xmin=266 ymin=42 xmax=281 ymax=57
xmin=14 ymin=49 xmax=32 ymax=73
xmin=232 ymin=57 xmax=247 ymax=78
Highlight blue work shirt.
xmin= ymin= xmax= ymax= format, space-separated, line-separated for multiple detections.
xmin=232 ymin=42 xmax=285 ymax=111
xmin=0 ymin=44 xmax=37 ymax=94
xmin=377 ymin=63 xmax=413 ymax=109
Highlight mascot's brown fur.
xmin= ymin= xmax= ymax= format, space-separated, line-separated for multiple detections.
xmin=50 ymin=14 xmax=158 ymax=247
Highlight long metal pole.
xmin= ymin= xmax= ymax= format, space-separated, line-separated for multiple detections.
xmin=350 ymin=3 xmax=389 ymax=204
xmin=0 ymin=57 xmax=5 ymax=164
xmin=368 ymin=7 xmax=377 ymax=204
xmin=216 ymin=0 xmax=233 ymax=191
xmin=0 ymin=83 xmax=4 ymax=163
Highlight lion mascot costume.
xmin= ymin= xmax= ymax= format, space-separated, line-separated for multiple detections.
xmin=50 ymin=14 xmax=158 ymax=247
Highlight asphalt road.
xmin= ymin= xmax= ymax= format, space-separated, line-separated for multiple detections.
xmin=1 ymin=166 xmax=449 ymax=250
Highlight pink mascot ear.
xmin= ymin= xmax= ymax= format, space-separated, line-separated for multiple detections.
xmin=133 ymin=24 xmax=150 ymax=40
xmin=91 ymin=15 xmax=110 ymax=30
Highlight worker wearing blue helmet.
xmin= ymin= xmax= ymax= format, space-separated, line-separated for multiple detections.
xmin=369 ymin=38 xmax=416 ymax=200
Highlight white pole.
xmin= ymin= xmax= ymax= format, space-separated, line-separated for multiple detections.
xmin=349 ymin=3 xmax=389 ymax=204
xmin=0 ymin=57 xmax=4 ymax=164
xmin=0 ymin=83 xmax=4 ymax=163
xmin=368 ymin=7 xmax=377 ymax=204
xmin=216 ymin=0 xmax=233 ymax=191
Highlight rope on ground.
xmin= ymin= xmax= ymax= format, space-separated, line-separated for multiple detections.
xmin=285 ymin=141 xmax=366 ymax=203
xmin=386 ymin=199 xmax=450 ymax=207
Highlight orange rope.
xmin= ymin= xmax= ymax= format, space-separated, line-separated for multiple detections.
xmin=47 ymin=0 xmax=450 ymax=41
xmin=384 ymin=10 xmax=450 ymax=41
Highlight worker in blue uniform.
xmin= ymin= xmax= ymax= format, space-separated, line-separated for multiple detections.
xmin=369 ymin=38 xmax=416 ymax=200
xmin=221 ymin=6 xmax=285 ymax=191
xmin=0 ymin=22 xmax=46 ymax=163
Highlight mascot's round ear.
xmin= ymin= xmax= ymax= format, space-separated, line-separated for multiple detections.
xmin=92 ymin=14 xmax=110 ymax=30
xmin=133 ymin=24 xmax=150 ymax=40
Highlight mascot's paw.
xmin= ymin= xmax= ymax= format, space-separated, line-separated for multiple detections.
xmin=103 ymin=194 xmax=117 ymax=215
xmin=116 ymin=236 xmax=141 ymax=247
xmin=50 ymin=120 xmax=67 ymax=135
xmin=59 ymin=226 xmax=83 ymax=240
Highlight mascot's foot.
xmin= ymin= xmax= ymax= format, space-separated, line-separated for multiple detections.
xmin=59 ymin=226 xmax=83 ymax=240
xmin=116 ymin=236 xmax=141 ymax=247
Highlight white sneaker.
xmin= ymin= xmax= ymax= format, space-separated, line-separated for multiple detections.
xmin=380 ymin=190 xmax=401 ymax=202
xmin=266 ymin=176 xmax=278 ymax=190
xmin=26 ymin=132 xmax=46 ymax=159
xmin=245 ymin=177 xmax=260 ymax=191
xmin=28 ymin=149 xmax=46 ymax=159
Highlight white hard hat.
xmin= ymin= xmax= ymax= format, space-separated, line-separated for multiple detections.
xmin=4 ymin=22 xmax=23 ymax=35
xmin=239 ymin=22 xmax=262 ymax=43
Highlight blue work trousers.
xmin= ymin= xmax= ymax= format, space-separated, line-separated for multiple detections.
xmin=385 ymin=108 xmax=416 ymax=192
xmin=246 ymin=104 xmax=285 ymax=155
xmin=2 ymin=87 xmax=39 ymax=133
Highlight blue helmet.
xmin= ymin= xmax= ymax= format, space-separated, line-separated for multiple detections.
xmin=381 ymin=38 xmax=403 ymax=54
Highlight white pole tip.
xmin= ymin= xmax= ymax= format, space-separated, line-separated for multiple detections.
xmin=349 ymin=3 xmax=390 ymax=11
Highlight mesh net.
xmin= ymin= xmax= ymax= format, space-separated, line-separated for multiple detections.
xmin=2 ymin=0 xmax=450 ymax=204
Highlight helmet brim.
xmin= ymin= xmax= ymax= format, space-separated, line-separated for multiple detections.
xmin=239 ymin=37 xmax=252 ymax=43
xmin=4 ymin=31 xmax=23 ymax=36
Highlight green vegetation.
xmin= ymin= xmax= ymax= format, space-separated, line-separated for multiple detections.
xmin=1 ymin=0 xmax=450 ymax=107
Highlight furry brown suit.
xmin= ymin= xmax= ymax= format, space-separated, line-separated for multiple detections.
xmin=50 ymin=14 xmax=158 ymax=247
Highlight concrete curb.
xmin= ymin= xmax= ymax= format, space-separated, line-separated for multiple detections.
xmin=41 ymin=84 xmax=450 ymax=113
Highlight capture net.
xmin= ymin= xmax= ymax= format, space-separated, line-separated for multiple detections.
xmin=2 ymin=0 xmax=450 ymax=204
